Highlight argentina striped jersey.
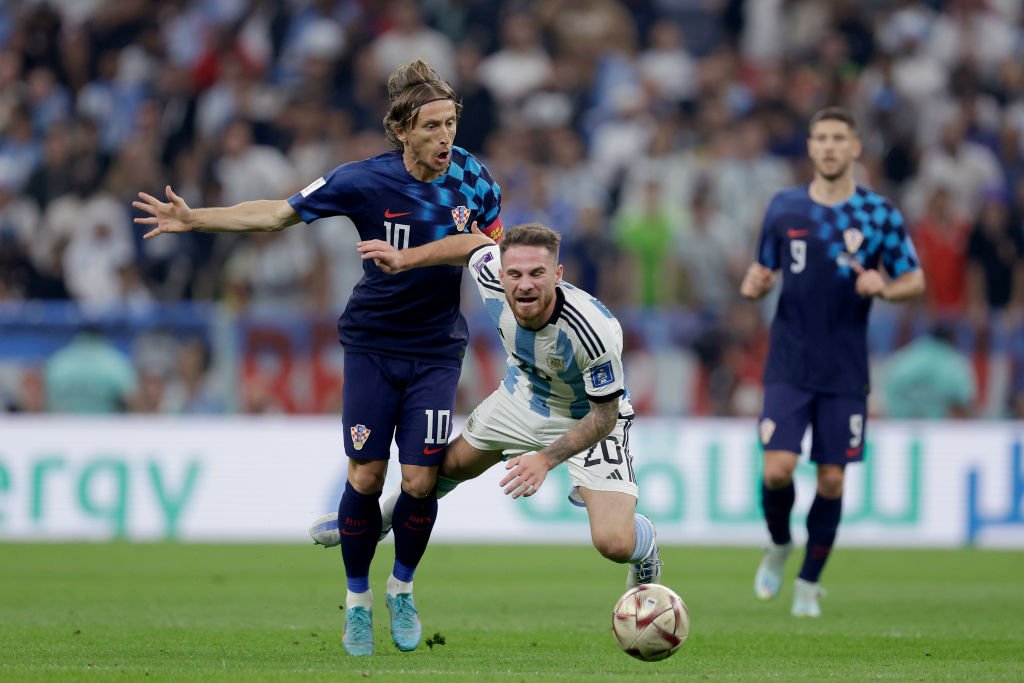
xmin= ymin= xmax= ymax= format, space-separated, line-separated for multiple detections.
xmin=468 ymin=244 xmax=634 ymax=420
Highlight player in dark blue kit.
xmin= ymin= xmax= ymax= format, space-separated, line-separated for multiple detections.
xmin=740 ymin=107 xmax=925 ymax=617
xmin=133 ymin=60 xmax=503 ymax=655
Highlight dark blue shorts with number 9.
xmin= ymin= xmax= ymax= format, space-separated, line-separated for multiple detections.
xmin=342 ymin=351 xmax=460 ymax=466
xmin=758 ymin=382 xmax=868 ymax=464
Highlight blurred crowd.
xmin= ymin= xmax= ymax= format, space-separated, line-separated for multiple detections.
xmin=1 ymin=0 xmax=1023 ymax=418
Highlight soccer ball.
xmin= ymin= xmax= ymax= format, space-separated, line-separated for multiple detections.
xmin=611 ymin=584 xmax=689 ymax=661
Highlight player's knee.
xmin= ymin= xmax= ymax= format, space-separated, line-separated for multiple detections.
xmin=592 ymin=530 xmax=632 ymax=563
xmin=348 ymin=462 xmax=387 ymax=493
xmin=762 ymin=466 xmax=793 ymax=489
xmin=817 ymin=473 xmax=844 ymax=498
xmin=401 ymin=472 xmax=437 ymax=499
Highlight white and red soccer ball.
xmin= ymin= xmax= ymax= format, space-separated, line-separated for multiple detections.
xmin=611 ymin=584 xmax=689 ymax=662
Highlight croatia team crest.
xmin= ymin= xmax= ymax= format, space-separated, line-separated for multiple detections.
xmin=843 ymin=228 xmax=864 ymax=254
xmin=452 ymin=205 xmax=471 ymax=232
xmin=350 ymin=424 xmax=371 ymax=451
xmin=759 ymin=418 xmax=776 ymax=445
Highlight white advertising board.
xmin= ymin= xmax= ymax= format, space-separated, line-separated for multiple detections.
xmin=1 ymin=417 xmax=1021 ymax=547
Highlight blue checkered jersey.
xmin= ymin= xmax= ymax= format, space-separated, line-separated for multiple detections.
xmin=287 ymin=146 xmax=502 ymax=366
xmin=467 ymin=244 xmax=634 ymax=420
xmin=756 ymin=185 xmax=920 ymax=395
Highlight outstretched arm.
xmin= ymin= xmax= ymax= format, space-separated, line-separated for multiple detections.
xmin=499 ymin=397 xmax=619 ymax=499
xmin=357 ymin=223 xmax=493 ymax=274
xmin=133 ymin=185 xmax=301 ymax=238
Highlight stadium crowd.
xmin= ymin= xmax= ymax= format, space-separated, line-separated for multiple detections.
xmin=1 ymin=0 xmax=1023 ymax=418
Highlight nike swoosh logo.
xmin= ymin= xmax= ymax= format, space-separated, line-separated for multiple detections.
xmin=423 ymin=446 xmax=445 ymax=455
xmin=787 ymin=229 xmax=808 ymax=238
xmin=384 ymin=209 xmax=411 ymax=218
xmin=341 ymin=529 xmax=368 ymax=536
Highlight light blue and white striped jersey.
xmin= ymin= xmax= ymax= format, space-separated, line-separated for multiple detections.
xmin=468 ymin=244 xmax=634 ymax=420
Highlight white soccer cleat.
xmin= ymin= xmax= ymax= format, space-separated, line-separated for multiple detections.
xmin=308 ymin=512 xmax=341 ymax=547
xmin=791 ymin=577 xmax=825 ymax=618
xmin=754 ymin=541 xmax=793 ymax=600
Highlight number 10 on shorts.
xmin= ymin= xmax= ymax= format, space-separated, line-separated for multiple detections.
xmin=424 ymin=409 xmax=451 ymax=446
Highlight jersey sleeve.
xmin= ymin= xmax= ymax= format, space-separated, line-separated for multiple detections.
xmin=467 ymin=244 xmax=506 ymax=326
xmin=286 ymin=162 xmax=361 ymax=224
xmin=756 ymin=195 xmax=783 ymax=270
xmin=879 ymin=204 xmax=920 ymax=278
xmin=471 ymin=157 xmax=503 ymax=241
xmin=582 ymin=338 xmax=626 ymax=403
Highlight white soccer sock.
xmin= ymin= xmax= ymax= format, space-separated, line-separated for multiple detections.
xmin=380 ymin=486 xmax=401 ymax=530
xmin=628 ymin=514 xmax=656 ymax=563
xmin=387 ymin=574 xmax=413 ymax=596
xmin=346 ymin=588 xmax=373 ymax=609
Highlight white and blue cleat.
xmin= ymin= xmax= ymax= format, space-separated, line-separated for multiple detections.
xmin=308 ymin=511 xmax=393 ymax=546
xmin=386 ymin=592 xmax=422 ymax=652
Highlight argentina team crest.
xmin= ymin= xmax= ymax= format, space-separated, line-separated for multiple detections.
xmin=350 ymin=424 xmax=371 ymax=450
xmin=546 ymin=354 xmax=566 ymax=373
xmin=452 ymin=205 xmax=471 ymax=232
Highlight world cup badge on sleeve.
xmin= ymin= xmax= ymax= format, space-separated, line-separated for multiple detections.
xmin=452 ymin=205 xmax=471 ymax=232
xmin=843 ymin=228 xmax=864 ymax=254
xmin=759 ymin=418 xmax=776 ymax=446
xmin=350 ymin=424 xmax=371 ymax=451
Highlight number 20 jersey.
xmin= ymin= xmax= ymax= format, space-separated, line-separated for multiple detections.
xmin=467 ymin=244 xmax=634 ymax=420
xmin=756 ymin=185 xmax=920 ymax=396
xmin=287 ymin=146 xmax=502 ymax=367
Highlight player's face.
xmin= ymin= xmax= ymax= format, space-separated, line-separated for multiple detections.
xmin=499 ymin=245 xmax=564 ymax=330
xmin=807 ymin=119 xmax=861 ymax=182
xmin=398 ymin=99 xmax=458 ymax=182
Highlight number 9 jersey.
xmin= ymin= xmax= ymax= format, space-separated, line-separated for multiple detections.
xmin=756 ymin=185 xmax=920 ymax=396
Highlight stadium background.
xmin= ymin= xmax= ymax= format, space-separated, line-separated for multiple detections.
xmin=0 ymin=0 xmax=1022 ymax=548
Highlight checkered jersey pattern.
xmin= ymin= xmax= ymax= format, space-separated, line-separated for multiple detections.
xmin=755 ymin=185 xmax=920 ymax=395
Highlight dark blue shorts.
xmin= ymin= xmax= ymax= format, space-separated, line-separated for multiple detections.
xmin=759 ymin=382 xmax=867 ymax=464
xmin=342 ymin=351 xmax=460 ymax=466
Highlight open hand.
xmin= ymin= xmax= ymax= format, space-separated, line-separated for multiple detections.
xmin=133 ymin=185 xmax=194 ymax=239
xmin=499 ymin=451 xmax=551 ymax=499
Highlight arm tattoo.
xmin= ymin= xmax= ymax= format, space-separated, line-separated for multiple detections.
xmin=541 ymin=399 xmax=619 ymax=469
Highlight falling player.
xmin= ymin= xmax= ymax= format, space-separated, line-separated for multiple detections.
xmin=312 ymin=223 xmax=662 ymax=591
xmin=740 ymin=106 xmax=925 ymax=617
xmin=133 ymin=60 xmax=503 ymax=655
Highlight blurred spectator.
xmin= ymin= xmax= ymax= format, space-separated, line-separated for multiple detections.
xmin=371 ymin=0 xmax=456 ymax=83
xmin=883 ymin=322 xmax=977 ymax=419
xmin=44 ymin=324 xmax=139 ymax=413
xmin=163 ymin=336 xmax=226 ymax=414
xmin=477 ymin=12 xmax=551 ymax=122
xmin=966 ymin=190 xmax=1024 ymax=328
xmin=44 ymin=155 xmax=136 ymax=308
xmin=912 ymin=184 xmax=971 ymax=318
xmin=613 ymin=178 xmax=680 ymax=308
xmin=675 ymin=178 xmax=746 ymax=316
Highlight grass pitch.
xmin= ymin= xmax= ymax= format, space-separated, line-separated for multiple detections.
xmin=0 ymin=543 xmax=1021 ymax=682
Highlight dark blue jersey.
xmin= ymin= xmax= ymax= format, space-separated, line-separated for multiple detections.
xmin=288 ymin=146 xmax=502 ymax=366
xmin=757 ymin=185 xmax=920 ymax=396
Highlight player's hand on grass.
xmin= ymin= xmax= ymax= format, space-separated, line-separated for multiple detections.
xmin=851 ymin=261 xmax=887 ymax=298
xmin=133 ymin=185 xmax=194 ymax=239
xmin=740 ymin=263 xmax=777 ymax=299
xmin=357 ymin=239 xmax=405 ymax=273
xmin=500 ymin=451 xmax=551 ymax=499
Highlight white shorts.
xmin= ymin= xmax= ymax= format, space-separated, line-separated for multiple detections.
xmin=461 ymin=387 xmax=638 ymax=505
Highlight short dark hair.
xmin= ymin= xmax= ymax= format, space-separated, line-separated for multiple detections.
xmin=499 ymin=223 xmax=562 ymax=259
xmin=809 ymin=106 xmax=858 ymax=135
xmin=382 ymin=60 xmax=462 ymax=149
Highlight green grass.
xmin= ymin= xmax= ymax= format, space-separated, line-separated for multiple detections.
xmin=0 ymin=544 xmax=1021 ymax=682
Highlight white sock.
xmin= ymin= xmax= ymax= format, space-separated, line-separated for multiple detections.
xmin=346 ymin=588 xmax=373 ymax=609
xmin=387 ymin=574 xmax=413 ymax=596
xmin=379 ymin=486 xmax=401 ymax=530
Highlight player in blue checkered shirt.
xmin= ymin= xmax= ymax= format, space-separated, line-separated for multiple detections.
xmin=134 ymin=60 xmax=503 ymax=656
xmin=740 ymin=107 xmax=925 ymax=618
